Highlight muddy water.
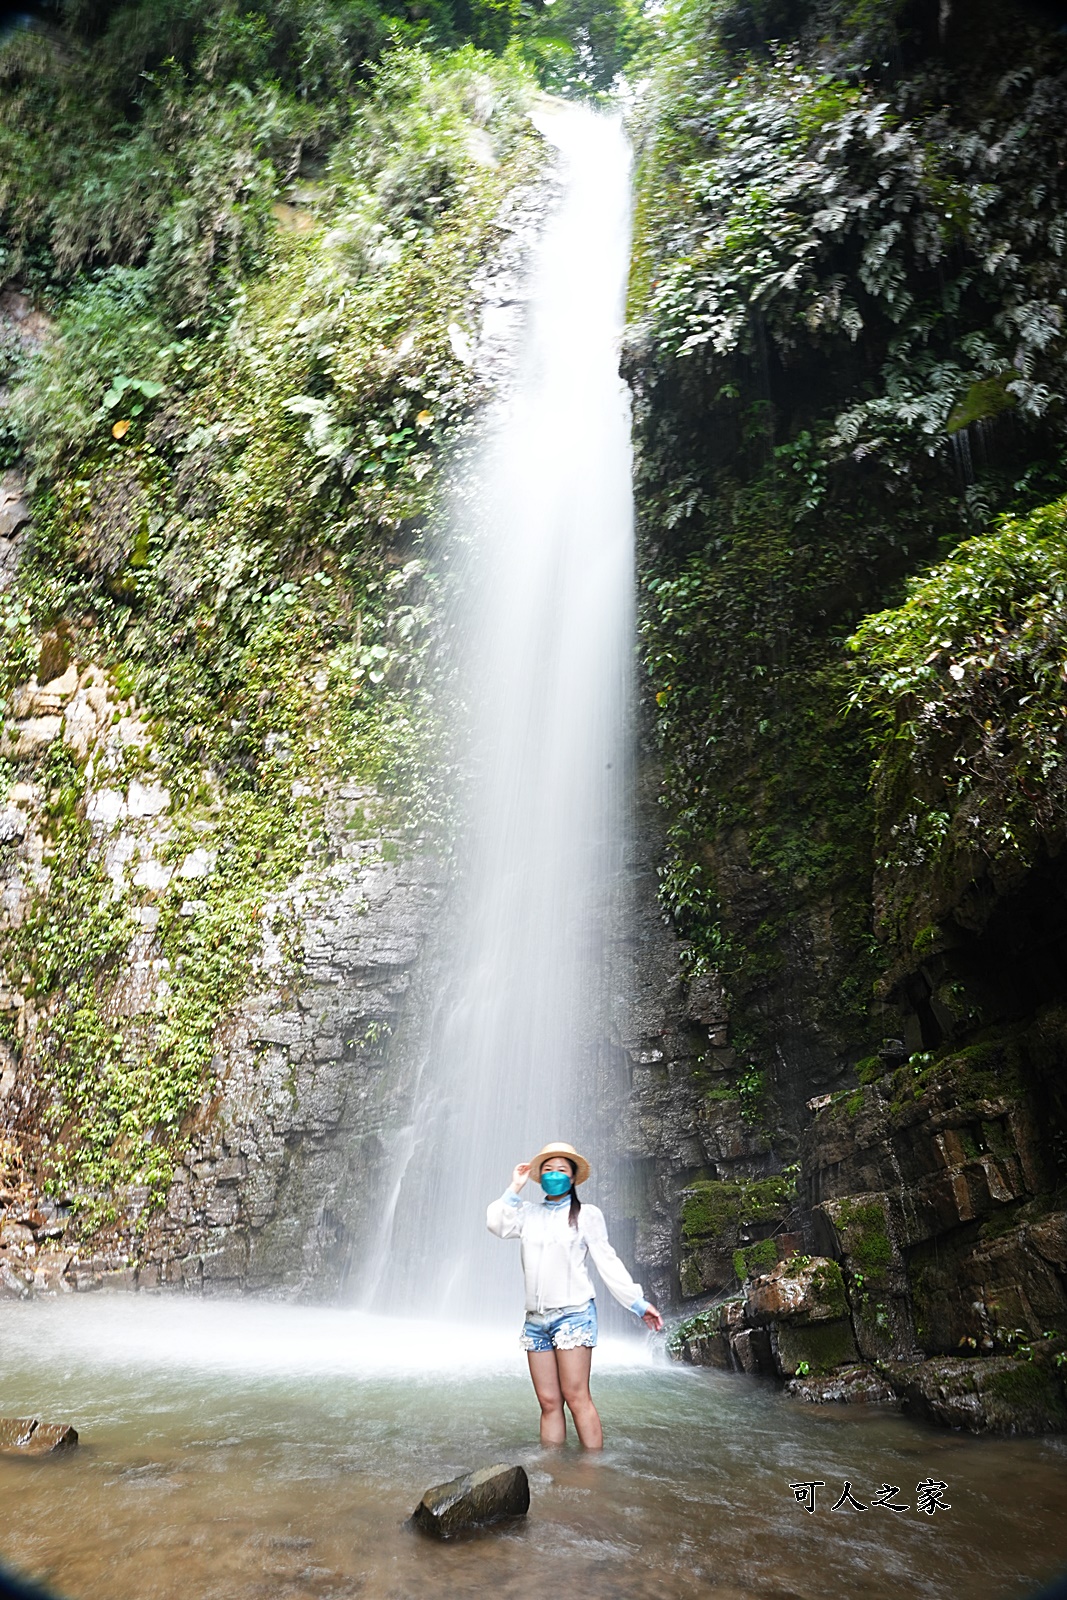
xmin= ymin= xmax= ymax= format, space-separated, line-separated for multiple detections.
xmin=1 ymin=1297 xmax=1065 ymax=1600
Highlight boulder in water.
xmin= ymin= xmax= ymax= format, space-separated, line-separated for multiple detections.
xmin=409 ymin=1463 xmax=529 ymax=1538
xmin=0 ymin=1417 xmax=78 ymax=1456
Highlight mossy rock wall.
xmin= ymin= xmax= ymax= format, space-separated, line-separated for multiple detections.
xmin=630 ymin=0 xmax=1067 ymax=1425
xmin=0 ymin=37 xmax=555 ymax=1289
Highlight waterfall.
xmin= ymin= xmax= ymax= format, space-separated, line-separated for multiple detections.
xmin=355 ymin=104 xmax=635 ymax=1324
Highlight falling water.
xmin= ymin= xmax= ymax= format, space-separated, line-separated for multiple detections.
xmin=355 ymin=104 xmax=636 ymax=1321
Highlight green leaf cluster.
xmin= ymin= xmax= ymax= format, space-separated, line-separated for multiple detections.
xmin=627 ymin=0 xmax=1067 ymax=1114
xmin=849 ymin=494 xmax=1067 ymax=939
xmin=630 ymin=0 xmax=1067 ymax=475
xmin=0 ymin=41 xmax=543 ymax=1236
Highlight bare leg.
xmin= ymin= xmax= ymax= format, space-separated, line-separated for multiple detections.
xmin=527 ymin=1350 xmax=567 ymax=1446
xmin=556 ymin=1346 xmax=603 ymax=1451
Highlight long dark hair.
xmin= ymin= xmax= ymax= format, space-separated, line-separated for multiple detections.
xmin=564 ymin=1159 xmax=581 ymax=1231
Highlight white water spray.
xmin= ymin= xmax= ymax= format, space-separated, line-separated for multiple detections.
xmin=356 ymin=105 xmax=636 ymax=1322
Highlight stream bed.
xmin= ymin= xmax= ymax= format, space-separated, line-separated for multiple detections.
xmin=1 ymin=1296 xmax=1066 ymax=1600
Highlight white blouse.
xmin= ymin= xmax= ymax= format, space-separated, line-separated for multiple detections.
xmin=486 ymin=1188 xmax=649 ymax=1316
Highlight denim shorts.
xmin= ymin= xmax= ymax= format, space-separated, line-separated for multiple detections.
xmin=520 ymin=1298 xmax=598 ymax=1352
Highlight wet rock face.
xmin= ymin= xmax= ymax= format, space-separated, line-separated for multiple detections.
xmin=0 ymin=470 xmax=31 ymax=587
xmin=672 ymin=1275 xmax=1067 ymax=1431
xmin=744 ymin=1256 xmax=847 ymax=1327
xmin=772 ymin=1318 xmax=860 ymax=1378
xmin=668 ymin=1014 xmax=1067 ymax=1430
xmin=0 ymin=290 xmax=51 ymax=590
xmin=647 ymin=1011 xmax=1066 ymax=1429
xmin=142 ymin=839 xmax=445 ymax=1297
xmin=740 ymin=1255 xmax=859 ymax=1376
xmin=0 ymin=731 xmax=445 ymax=1299
xmin=634 ymin=773 xmax=1067 ymax=1429
xmin=409 ymin=1464 xmax=530 ymax=1538
xmin=614 ymin=756 xmax=786 ymax=1311
xmin=671 ymin=1264 xmax=859 ymax=1381
xmin=886 ymin=1353 xmax=1067 ymax=1435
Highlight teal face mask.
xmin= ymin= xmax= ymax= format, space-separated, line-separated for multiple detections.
xmin=540 ymin=1169 xmax=572 ymax=1197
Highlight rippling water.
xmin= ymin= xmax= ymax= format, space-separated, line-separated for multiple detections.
xmin=2 ymin=1297 xmax=1066 ymax=1599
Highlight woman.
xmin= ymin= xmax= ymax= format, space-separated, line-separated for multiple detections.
xmin=487 ymin=1140 xmax=664 ymax=1449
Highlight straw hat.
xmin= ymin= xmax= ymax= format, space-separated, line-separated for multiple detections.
xmin=529 ymin=1140 xmax=590 ymax=1186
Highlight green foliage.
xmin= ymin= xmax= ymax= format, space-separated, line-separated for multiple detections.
xmin=12 ymin=268 xmax=185 ymax=475
xmin=0 ymin=588 xmax=38 ymax=695
xmin=736 ymin=1061 xmax=766 ymax=1124
xmin=0 ymin=29 xmax=305 ymax=315
xmin=0 ymin=40 xmax=544 ymax=1235
xmin=631 ymin=1 xmax=1067 ymax=473
xmin=0 ymin=0 xmax=644 ymax=330
xmin=849 ymin=494 xmax=1067 ymax=936
xmin=60 ymin=0 xmax=390 ymax=101
xmin=833 ymin=1197 xmax=893 ymax=1280
xmin=10 ymin=743 xmax=142 ymax=1225
xmin=628 ymin=0 xmax=1067 ymax=1149
xmin=515 ymin=0 xmax=650 ymax=93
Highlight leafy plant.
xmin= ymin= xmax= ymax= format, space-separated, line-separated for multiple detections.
xmin=849 ymin=494 xmax=1067 ymax=940
xmin=0 ymin=36 xmax=544 ymax=1239
xmin=627 ymin=0 xmax=1067 ymax=1150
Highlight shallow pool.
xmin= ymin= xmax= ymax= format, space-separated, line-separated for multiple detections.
xmin=1 ymin=1296 xmax=1065 ymax=1600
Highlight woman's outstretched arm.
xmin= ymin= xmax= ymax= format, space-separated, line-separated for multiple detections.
xmin=581 ymin=1205 xmax=664 ymax=1329
xmin=486 ymin=1161 xmax=532 ymax=1238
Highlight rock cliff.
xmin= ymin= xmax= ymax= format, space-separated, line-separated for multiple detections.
xmin=626 ymin=0 xmax=1067 ymax=1430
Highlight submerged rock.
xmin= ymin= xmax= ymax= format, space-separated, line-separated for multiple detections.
xmin=409 ymin=1463 xmax=530 ymax=1538
xmin=0 ymin=1417 xmax=78 ymax=1456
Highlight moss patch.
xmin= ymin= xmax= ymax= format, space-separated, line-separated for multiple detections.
xmin=733 ymin=1236 xmax=778 ymax=1281
xmin=809 ymin=1258 xmax=849 ymax=1321
xmin=832 ymin=1198 xmax=894 ymax=1282
xmin=988 ymin=1361 xmax=1067 ymax=1421
xmin=776 ymin=1317 xmax=859 ymax=1376
xmin=682 ymin=1171 xmax=796 ymax=1241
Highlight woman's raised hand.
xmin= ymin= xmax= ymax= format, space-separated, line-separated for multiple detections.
xmin=511 ymin=1161 xmax=532 ymax=1193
